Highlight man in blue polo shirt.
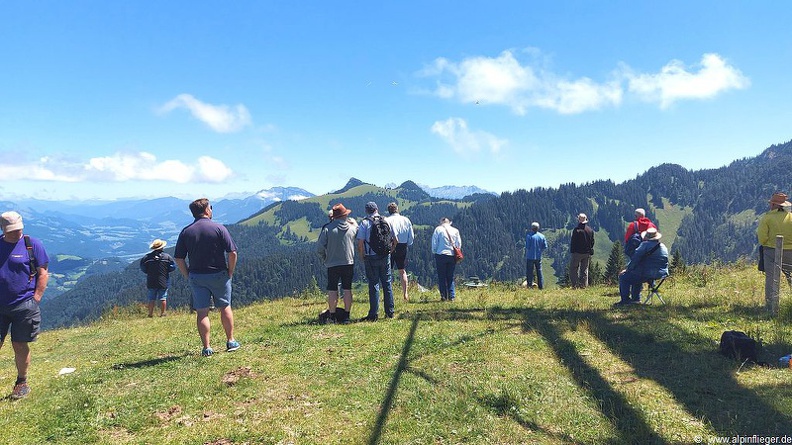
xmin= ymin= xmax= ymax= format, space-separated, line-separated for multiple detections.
xmin=0 ymin=211 xmax=49 ymax=399
xmin=175 ymin=198 xmax=240 ymax=357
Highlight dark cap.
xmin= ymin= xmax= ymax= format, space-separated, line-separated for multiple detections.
xmin=365 ymin=202 xmax=378 ymax=214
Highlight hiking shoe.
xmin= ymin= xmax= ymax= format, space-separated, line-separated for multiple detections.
xmin=10 ymin=382 xmax=29 ymax=400
xmin=360 ymin=315 xmax=378 ymax=322
xmin=226 ymin=340 xmax=240 ymax=352
xmin=334 ymin=308 xmax=350 ymax=324
xmin=201 ymin=347 xmax=214 ymax=357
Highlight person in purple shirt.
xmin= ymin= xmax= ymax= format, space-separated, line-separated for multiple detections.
xmin=174 ymin=198 xmax=240 ymax=357
xmin=0 ymin=211 xmax=49 ymax=399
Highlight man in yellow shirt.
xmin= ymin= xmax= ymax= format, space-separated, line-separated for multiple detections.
xmin=757 ymin=192 xmax=792 ymax=309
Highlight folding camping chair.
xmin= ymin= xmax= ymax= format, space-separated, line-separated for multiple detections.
xmin=642 ymin=277 xmax=667 ymax=305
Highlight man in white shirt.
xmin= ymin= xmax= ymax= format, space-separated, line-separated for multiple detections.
xmin=385 ymin=202 xmax=415 ymax=301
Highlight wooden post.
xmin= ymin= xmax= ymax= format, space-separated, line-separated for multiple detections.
xmin=769 ymin=235 xmax=784 ymax=314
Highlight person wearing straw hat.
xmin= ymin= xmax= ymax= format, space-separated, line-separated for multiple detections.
xmin=0 ymin=211 xmax=50 ymax=399
xmin=757 ymin=192 xmax=792 ymax=306
xmin=139 ymin=239 xmax=177 ymax=317
xmin=317 ymin=203 xmax=358 ymax=323
xmin=569 ymin=213 xmax=595 ymax=288
xmin=615 ymin=227 xmax=669 ymax=305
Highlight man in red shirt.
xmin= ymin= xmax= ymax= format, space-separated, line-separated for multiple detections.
xmin=624 ymin=208 xmax=657 ymax=258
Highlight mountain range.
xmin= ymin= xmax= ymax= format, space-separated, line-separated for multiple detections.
xmin=17 ymin=137 xmax=792 ymax=329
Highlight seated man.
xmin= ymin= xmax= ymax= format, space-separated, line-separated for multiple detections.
xmin=616 ymin=228 xmax=669 ymax=305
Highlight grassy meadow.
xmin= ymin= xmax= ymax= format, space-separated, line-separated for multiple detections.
xmin=1 ymin=263 xmax=791 ymax=444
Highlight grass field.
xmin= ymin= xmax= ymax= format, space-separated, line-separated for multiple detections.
xmin=0 ymin=263 xmax=790 ymax=444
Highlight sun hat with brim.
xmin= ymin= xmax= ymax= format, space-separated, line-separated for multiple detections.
xmin=149 ymin=239 xmax=167 ymax=250
xmin=769 ymin=192 xmax=791 ymax=207
xmin=1 ymin=211 xmax=24 ymax=233
xmin=331 ymin=203 xmax=352 ymax=219
xmin=641 ymin=228 xmax=662 ymax=241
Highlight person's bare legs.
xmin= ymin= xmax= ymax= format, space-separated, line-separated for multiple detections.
xmin=160 ymin=299 xmax=167 ymax=316
xmin=12 ymin=341 xmax=30 ymax=382
xmin=219 ymin=306 xmax=235 ymax=342
xmin=398 ymin=269 xmax=409 ymax=300
xmin=147 ymin=301 xmax=155 ymax=317
xmin=342 ymin=289 xmax=353 ymax=312
xmin=196 ymin=308 xmax=212 ymax=349
xmin=327 ymin=290 xmax=339 ymax=313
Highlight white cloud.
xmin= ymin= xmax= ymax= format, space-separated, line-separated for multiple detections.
xmin=0 ymin=152 xmax=233 ymax=183
xmin=626 ymin=53 xmax=750 ymax=108
xmin=422 ymin=50 xmax=621 ymax=115
xmin=158 ymin=94 xmax=252 ymax=133
xmin=431 ymin=117 xmax=507 ymax=156
xmin=195 ymin=156 xmax=234 ymax=182
xmin=420 ymin=50 xmax=747 ymax=114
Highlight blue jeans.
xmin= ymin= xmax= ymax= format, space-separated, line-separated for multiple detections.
xmin=435 ymin=254 xmax=457 ymax=300
xmin=526 ymin=259 xmax=543 ymax=289
xmin=364 ymin=255 xmax=394 ymax=318
xmin=618 ymin=270 xmax=646 ymax=302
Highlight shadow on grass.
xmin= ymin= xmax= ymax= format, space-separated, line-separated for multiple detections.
xmin=111 ymin=352 xmax=190 ymax=370
xmin=485 ymin=305 xmax=792 ymax=438
xmin=366 ymin=315 xmax=566 ymax=444
xmin=367 ymin=317 xmax=419 ymax=445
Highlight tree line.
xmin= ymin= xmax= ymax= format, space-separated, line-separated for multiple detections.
xmin=41 ymin=139 xmax=792 ymax=329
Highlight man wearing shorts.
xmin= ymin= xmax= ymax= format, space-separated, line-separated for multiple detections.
xmin=140 ymin=239 xmax=176 ymax=317
xmin=174 ymin=198 xmax=240 ymax=357
xmin=316 ymin=203 xmax=358 ymax=323
xmin=385 ymin=202 xmax=414 ymax=301
xmin=0 ymin=211 xmax=49 ymax=399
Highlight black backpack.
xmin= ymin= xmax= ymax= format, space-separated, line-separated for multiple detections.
xmin=365 ymin=215 xmax=393 ymax=256
xmin=719 ymin=330 xmax=759 ymax=363
xmin=624 ymin=221 xmax=642 ymax=258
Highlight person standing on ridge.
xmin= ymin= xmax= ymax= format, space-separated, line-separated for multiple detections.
xmin=140 ymin=239 xmax=177 ymax=317
xmin=317 ymin=203 xmax=358 ymax=323
xmin=0 ymin=211 xmax=49 ymax=399
xmin=357 ymin=202 xmax=397 ymax=321
xmin=432 ymin=217 xmax=462 ymax=301
xmin=174 ymin=198 xmax=240 ymax=357
xmin=757 ymin=192 xmax=792 ymax=311
xmin=385 ymin=202 xmax=414 ymax=301
xmin=569 ymin=213 xmax=595 ymax=288
xmin=525 ymin=222 xmax=548 ymax=289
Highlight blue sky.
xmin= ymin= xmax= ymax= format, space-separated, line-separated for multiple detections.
xmin=1 ymin=2 xmax=789 ymax=201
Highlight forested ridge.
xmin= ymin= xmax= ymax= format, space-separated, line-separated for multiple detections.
xmin=41 ymin=140 xmax=792 ymax=330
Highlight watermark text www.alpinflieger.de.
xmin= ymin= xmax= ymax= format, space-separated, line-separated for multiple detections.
xmin=694 ymin=435 xmax=792 ymax=444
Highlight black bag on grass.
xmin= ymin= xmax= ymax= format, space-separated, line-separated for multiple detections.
xmin=719 ymin=330 xmax=759 ymax=363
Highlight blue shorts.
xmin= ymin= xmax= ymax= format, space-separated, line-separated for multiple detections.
xmin=0 ymin=298 xmax=41 ymax=343
xmin=147 ymin=288 xmax=168 ymax=301
xmin=189 ymin=271 xmax=232 ymax=310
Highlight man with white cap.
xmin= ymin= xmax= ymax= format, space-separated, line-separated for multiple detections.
xmin=140 ymin=239 xmax=177 ymax=317
xmin=0 ymin=211 xmax=49 ymax=399
xmin=616 ymin=227 xmax=669 ymax=305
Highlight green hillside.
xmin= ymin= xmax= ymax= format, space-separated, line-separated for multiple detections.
xmin=6 ymin=264 xmax=792 ymax=444
xmin=238 ymin=181 xmax=467 ymax=244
